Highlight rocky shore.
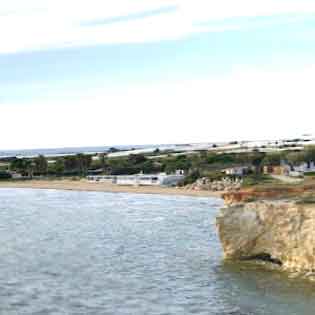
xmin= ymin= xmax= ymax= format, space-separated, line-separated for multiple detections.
xmin=216 ymin=194 xmax=315 ymax=278
xmin=184 ymin=177 xmax=242 ymax=192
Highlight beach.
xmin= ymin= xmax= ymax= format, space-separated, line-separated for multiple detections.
xmin=0 ymin=179 xmax=222 ymax=198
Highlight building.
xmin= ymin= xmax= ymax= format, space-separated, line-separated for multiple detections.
xmin=262 ymin=161 xmax=315 ymax=177
xmin=223 ymin=166 xmax=250 ymax=176
xmin=87 ymin=175 xmax=116 ymax=183
xmin=263 ymin=165 xmax=290 ymax=176
xmin=87 ymin=171 xmax=185 ymax=187
xmin=292 ymin=162 xmax=315 ymax=174
xmin=285 ymin=161 xmax=315 ymax=177
xmin=9 ymin=172 xmax=23 ymax=179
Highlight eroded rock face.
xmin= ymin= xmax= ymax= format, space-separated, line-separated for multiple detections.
xmin=216 ymin=200 xmax=315 ymax=273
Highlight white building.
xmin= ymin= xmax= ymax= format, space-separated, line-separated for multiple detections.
xmin=293 ymin=162 xmax=315 ymax=173
xmin=223 ymin=166 xmax=249 ymax=176
xmin=87 ymin=175 xmax=116 ymax=183
xmin=10 ymin=172 xmax=23 ymax=179
xmin=289 ymin=161 xmax=315 ymax=176
xmin=87 ymin=171 xmax=185 ymax=187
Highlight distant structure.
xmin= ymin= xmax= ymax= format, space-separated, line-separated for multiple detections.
xmin=87 ymin=170 xmax=185 ymax=187
xmin=263 ymin=161 xmax=315 ymax=177
xmin=223 ymin=166 xmax=250 ymax=176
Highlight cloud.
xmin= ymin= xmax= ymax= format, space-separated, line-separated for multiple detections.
xmin=1 ymin=64 xmax=315 ymax=149
xmin=180 ymin=0 xmax=315 ymax=21
xmin=81 ymin=5 xmax=178 ymax=27
xmin=1 ymin=0 xmax=315 ymax=54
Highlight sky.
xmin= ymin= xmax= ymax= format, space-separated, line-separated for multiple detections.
xmin=1 ymin=0 xmax=315 ymax=150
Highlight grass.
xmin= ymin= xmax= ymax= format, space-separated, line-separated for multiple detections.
xmin=296 ymin=193 xmax=315 ymax=205
xmin=239 ymin=174 xmax=315 ymax=202
xmin=304 ymin=172 xmax=315 ymax=177
xmin=238 ymin=174 xmax=315 ymax=202
xmin=242 ymin=174 xmax=275 ymax=187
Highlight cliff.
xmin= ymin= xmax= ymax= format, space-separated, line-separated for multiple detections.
xmin=216 ymin=198 xmax=315 ymax=275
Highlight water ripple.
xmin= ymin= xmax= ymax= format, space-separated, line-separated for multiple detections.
xmin=0 ymin=189 xmax=314 ymax=314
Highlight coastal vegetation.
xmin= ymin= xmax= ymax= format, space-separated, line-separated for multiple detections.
xmin=2 ymin=146 xmax=315 ymax=190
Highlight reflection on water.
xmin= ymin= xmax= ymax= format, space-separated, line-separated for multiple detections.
xmin=217 ymin=262 xmax=315 ymax=315
xmin=0 ymin=188 xmax=315 ymax=315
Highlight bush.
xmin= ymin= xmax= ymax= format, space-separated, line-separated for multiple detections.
xmin=206 ymin=153 xmax=235 ymax=165
xmin=183 ymin=170 xmax=201 ymax=185
xmin=0 ymin=171 xmax=12 ymax=180
xmin=296 ymin=195 xmax=315 ymax=205
xmin=242 ymin=174 xmax=273 ymax=187
xmin=304 ymin=172 xmax=315 ymax=177
xmin=206 ymin=171 xmax=226 ymax=181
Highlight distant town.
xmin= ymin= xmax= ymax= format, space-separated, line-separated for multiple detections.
xmin=1 ymin=135 xmax=315 ymax=192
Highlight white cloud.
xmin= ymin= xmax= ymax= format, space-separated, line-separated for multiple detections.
xmin=0 ymin=0 xmax=315 ymax=54
xmin=1 ymin=64 xmax=315 ymax=149
xmin=180 ymin=0 xmax=315 ymax=21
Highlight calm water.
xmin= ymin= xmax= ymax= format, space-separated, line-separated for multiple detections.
xmin=1 ymin=189 xmax=315 ymax=314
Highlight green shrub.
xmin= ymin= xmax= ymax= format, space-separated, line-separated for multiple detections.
xmin=242 ymin=174 xmax=273 ymax=187
xmin=0 ymin=171 xmax=12 ymax=180
xmin=304 ymin=172 xmax=315 ymax=176
xmin=206 ymin=171 xmax=226 ymax=181
xmin=296 ymin=195 xmax=315 ymax=205
xmin=183 ymin=170 xmax=201 ymax=185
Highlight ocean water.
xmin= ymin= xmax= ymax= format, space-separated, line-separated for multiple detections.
xmin=0 ymin=145 xmax=148 ymax=158
xmin=0 ymin=189 xmax=315 ymax=314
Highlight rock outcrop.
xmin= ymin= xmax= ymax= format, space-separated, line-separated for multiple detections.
xmin=216 ymin=199 xmax=315 ymax=274
xmin=185 ymin=177 xmax=242 ymax=192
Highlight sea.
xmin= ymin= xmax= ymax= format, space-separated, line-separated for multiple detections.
xmin=0 ymin=142 xmax=217 ymax=159
xmin=0 ymin=188 xmax=315 ymax=314
xmin=0 ymin=145 xmax=151 ymax=158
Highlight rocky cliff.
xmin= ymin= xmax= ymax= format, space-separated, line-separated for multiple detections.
xmin=216 ymin=199 xmax=315 ymax=275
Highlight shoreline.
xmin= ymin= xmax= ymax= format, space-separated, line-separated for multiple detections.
xmin=0 ymin=179 xmax=223 ymax=198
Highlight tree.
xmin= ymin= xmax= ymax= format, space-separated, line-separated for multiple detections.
xmin=64 ymin=155 xmax=78 ymax=173
xmin=99 ymin=153 xmax=107 ymax=172
xmin=199 ymin=150 xmax=208 ymax=161
xmin=62 ymin=154 xmax=91 ymax=175
xmin=128 ymin=154 xmax=147 ymax=165
xmin=10 ymin=158 xmax=33 ymax=177
xmin=183 ymin=169 xmax=201 ymax=185
xmin=54 ymin=158 xmax=65 ymax=176
xmin=286 ymin=152 xmax=306 ymax=166
xmin=10 ymin=158 xmax=26 ymax=173
xmin=262 ymin=152 xmax=283 ymax=166
xmin=34 ymin=155 xmax=48 ymax=175
xmin=164 ymin=155 xmax=192 ymax=174
xmin=0 ymin=171 xmax=11 ymax=180
xmin=76 ymin=154 xmax=92 ymax=176
xmin=248 ymin=152 xmax=265 ymax=173
xmin=304 ymin=146 xmax=315 ymax=162
xmin=22 ymin=159 xmax=35 ymax=178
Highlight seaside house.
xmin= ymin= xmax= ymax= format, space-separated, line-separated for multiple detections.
xmin=292 ymin=161 xmax=315 ymax=173
xmin=288 ymin=161 xmax=315 ymax=177
xmin=262 ymin=165 xmax=290 ymax=176
xmin=262 ymin=161 xmax=315 ymax=177
xmin=87 ymin=170 xmax=185 ymax=187
xmin=9 ymin=171 xmax=24 ymax=179
xmin=86 ymin=175 xmax=116 ymax=183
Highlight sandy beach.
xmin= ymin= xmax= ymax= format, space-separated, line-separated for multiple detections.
xmin=0 ymin=179 xmax=222 ymax=198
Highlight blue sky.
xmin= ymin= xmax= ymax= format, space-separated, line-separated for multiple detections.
xmin=1 ymin=0 xmax=315 ymax=149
